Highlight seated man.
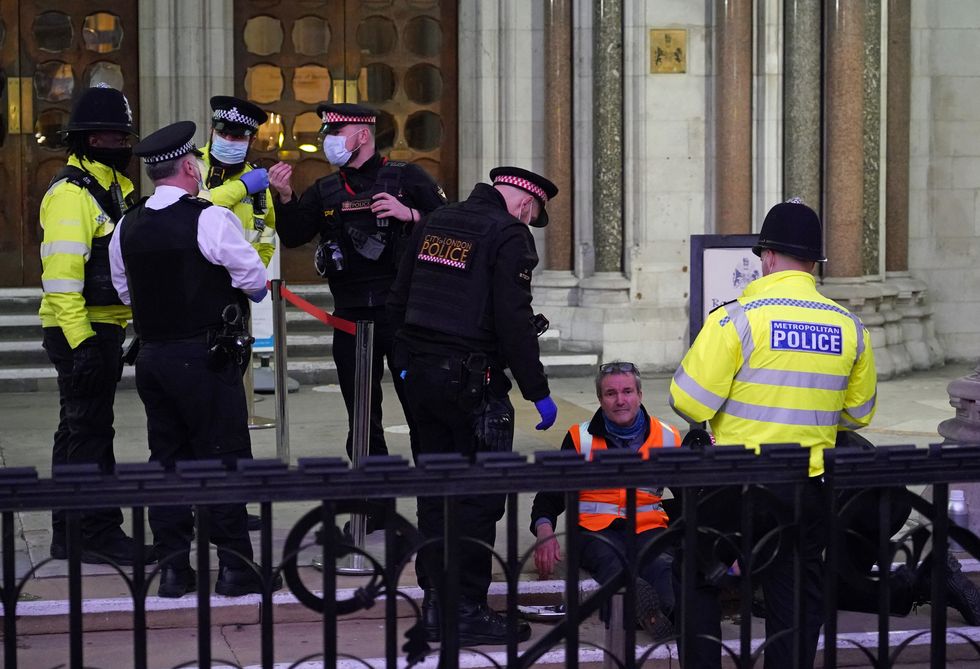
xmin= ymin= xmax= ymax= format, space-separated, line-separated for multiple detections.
xmin=530 ymin=361 xmax=680 ymax=640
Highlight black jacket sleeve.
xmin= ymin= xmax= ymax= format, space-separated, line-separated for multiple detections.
xmin=402 ymin=164 xmax=449 ymax=215
xmin=273 ymin=182 xmax=324 ymax=248
xmin=387 ymin=216 xmax=427 ymax=340
xmin=528 ymin=429 xmax=577 ymax=535
xmin=493 ymin=227 xmax=549 ymax=402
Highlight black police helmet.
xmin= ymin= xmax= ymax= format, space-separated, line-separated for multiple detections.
xmin=65 ymin=85 xmax=136 ymax=136
xmin=752 ymin=199 xmax=827 ymax=262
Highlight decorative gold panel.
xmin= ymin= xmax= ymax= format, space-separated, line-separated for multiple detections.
xmin=649 ymin=29 xmax=686 ymax=74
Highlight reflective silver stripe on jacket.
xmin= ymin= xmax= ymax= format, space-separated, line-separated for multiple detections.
xmin=720 ymin=399 xmax=842 ymax=426
xmin=673 ymin=366 xmax=726 ymax=412
xmin=578 ymin=421 xmax=594 ymax=460
xmin=41 ymin=278 xmax=85 ymax=293
xmin=40 ymin=240 xmax=91 ymax=259
xmin=578 ymin=501 xmax=664 ymax=516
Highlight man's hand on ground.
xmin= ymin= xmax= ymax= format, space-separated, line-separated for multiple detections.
xmin=533 ymin=522 xmax=562 ymax=579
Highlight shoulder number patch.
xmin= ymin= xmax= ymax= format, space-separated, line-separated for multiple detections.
xmin=418 ymin=234 xmax=473 ymax=270
xmin=771 ymin=320 xmax=842 ymax=355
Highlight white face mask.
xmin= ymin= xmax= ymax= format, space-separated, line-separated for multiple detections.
xmin=210 ymin=134 xmax=249 ymax=165
xmin=323 ymin=134 xmax=353 ymax=166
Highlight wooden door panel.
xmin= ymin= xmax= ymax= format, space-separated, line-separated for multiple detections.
xmin=0 ymin=0 xmax=24 ymax=286
xmin=234 ymin=0 xmax=457 ymax=284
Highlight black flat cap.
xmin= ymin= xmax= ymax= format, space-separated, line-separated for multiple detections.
xmin=210 ymin=96 xmax=268 ymax=136
xmin=316 ymin=103 xmax=377 ymax=130
xmin=134 ymin=121 xmax=203 ymax=164
xmin=489 ymin=166 xmax=559 ymax=228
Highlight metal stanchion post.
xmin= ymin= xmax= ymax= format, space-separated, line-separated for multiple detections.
xmin=337 ymin=319 xmax=374 ymax=575
xmin=271 ymin=279 xmax=290 ymax=464
xmin=247 ymin=310 xmax=275 ymax=430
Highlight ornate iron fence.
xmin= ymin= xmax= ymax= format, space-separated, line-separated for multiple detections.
xmin=0 ymin=443 xmax=978 ymax=668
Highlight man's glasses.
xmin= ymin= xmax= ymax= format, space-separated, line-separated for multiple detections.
xmin=599 ymin=361 xmax=639 ymax=375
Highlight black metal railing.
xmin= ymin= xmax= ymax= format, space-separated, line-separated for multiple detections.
xmin=1 ymin=443 xmax=979 ymax=668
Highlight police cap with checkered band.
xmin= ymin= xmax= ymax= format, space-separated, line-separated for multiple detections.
xmin=65 ymin=84 xmax=137 ymax=135
xmin=316 ymin=103 xmax=377 ymax=132
xmin=752 ymin=198 xmax=827 ymax=263
xmin=489 ymin=166 xmax=559 ymax=228
xmin=209 ymin=96 xmax=268 ymax=137
xmin=133 ymin=121 xmax=204 ymax=164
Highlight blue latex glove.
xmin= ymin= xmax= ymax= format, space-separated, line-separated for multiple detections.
xmin=399 ymin=369 xmax=407 ymax=380
xmin=247 ymin=285 xmax=268 ymax=303
xmin=533 ymin=396 xmax=558 ymax=431
xmin=240 ymin=168 xmax=269 ymax=195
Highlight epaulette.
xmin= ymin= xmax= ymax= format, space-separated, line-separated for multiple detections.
xmin=180 ymin=194 xmax=213 ymax=208
xmin=707 ymin=299 xmax=737 ymax=316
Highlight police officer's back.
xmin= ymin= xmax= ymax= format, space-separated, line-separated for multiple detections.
xmin=387 ymin=167 xmax=560 ymax=645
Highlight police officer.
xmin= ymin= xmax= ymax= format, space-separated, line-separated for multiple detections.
xmin=387 ymin=166 xmax=560 ymax=645
xmin=108 ymin=121 xmax=280 ymax=598
xmin=668 ymin=199 xmax=878 ymax=668
xmin=199 ymin=96 xmax=287 ymax=266
xmin=276 ymin=103 xmax=447 ymax=464
xmin=39 ymin=84 xmax=154 ymax=565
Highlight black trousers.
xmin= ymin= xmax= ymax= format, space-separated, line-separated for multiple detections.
xmin=43 ymin=323 xmax=125 ymax=546
xmin=405 ymin=356 xmax=512 ymax=601
xmin=333 ymin=306 xmax=417 ymax=461
xmin=675 ymin=479 xmax=826 ymax=669
xmin=581 ymin=522 xmax=675 ymax=616
xmin=135 ymin=341 xmax=253 ymax=570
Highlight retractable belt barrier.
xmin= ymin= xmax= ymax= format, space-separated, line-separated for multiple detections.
xmin=267 ymin=279 xmax=373 ymax=574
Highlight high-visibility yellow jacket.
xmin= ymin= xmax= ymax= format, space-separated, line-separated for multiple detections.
xmin=571 ymin=416 xmax=680 ymax=532
xmin=670 ymin=270 xmax=877 ymax=477
xmin=197 ymin=145 xmax=277 ymax=266
xmin=38 ymin=156 xmax=132 ymax=347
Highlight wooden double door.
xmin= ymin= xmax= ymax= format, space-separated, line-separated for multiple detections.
xmin=234 ymin=0 xmax=458 ymax=282
xmin=0 ymin=0 xmax=139 ymax=287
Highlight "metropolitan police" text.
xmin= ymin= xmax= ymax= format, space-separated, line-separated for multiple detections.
xmin=770 ymin=320 xmax=843 ymax=355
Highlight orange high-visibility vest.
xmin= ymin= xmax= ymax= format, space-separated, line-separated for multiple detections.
xmin=570 ymin=417 xmax=680 ymax=533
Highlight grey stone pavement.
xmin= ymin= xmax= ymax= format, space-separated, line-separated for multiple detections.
xmin=0 ymin=363 xmax=978 ymax=667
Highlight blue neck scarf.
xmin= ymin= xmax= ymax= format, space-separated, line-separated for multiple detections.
xmin=603 ymin=410 xmax=646 ymax=451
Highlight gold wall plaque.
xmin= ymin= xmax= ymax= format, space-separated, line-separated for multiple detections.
xmin=650 ymin=29 xmax=687 ymax=74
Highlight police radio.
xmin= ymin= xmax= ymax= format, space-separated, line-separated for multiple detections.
xmin=251 ymin=166 xmax=267 ymax=233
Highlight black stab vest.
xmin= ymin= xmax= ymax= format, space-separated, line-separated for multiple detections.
xmin=119 ymin=196 xmax=241 ymax=341
xmin=403 ymin=200 xmax=515 ymax=342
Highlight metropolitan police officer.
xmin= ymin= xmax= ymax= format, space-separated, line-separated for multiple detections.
xmin=276 ymin=103 xmax=447 ymax=465
xmin=198 ymin=95 xmax=287 ymax=266
xmin=387 ymin=167 xmax=560 ymax=645
xmin=39 ymin=84 xmax=154 ymax=565
xmin=668 ymin=198 xmax=878 ymax=668
xmin=108 ymin=121 xmax=280 ymax=598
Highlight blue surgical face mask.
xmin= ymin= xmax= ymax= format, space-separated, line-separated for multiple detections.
xmin=323 ymin=134 xmax=353 ymax=166
xmin=210 ymin=134 xmax=249 ymax=165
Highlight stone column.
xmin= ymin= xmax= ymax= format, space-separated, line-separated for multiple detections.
xmin=783 ymin=0 xmax=822 ymax=210
xmin=821 ymin=0 xmax=895 ymax=377
xmin=714 ymin=0 xmax=752 ymax=233
xmin=862 ymin=0 xmax=882 ymax=277
xmin=885 ymin=0 xmax=911 ymax=274
xmin=824 ymin=0 xmax=865 ymax=277
xmin=593 ymin=0 xmax=623 ymax=272
xmin=544 ymin=0 xmax=574 ymax=271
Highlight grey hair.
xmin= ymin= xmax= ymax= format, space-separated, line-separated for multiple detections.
xmin=595 ymin=361 xmax=642 ymax=397
xmin=144 ymin=155 xmax=183 ymax=181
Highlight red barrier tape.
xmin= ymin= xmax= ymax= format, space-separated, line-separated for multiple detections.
xmin=272 ymin=282 xmax=357 ymax=335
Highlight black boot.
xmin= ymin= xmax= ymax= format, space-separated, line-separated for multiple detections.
xmin=635 ymin=578 xmax=674 ymax=641
xmin=944 ymin=553 xmax=980 ymax=625
xmin=456 ymin=597 xmax=531 ymax=646
xmin=422 ymin=589 xmax=441 ymax=642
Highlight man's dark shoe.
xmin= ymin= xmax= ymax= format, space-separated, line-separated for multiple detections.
xmin=422 ymin=588 xmax=441 ymax=642
xmin=157 ymin=566 xmax=196 ymax=598
xmin=455 ymin=598 xmax=531 ymax=646
xmin=635 ymin=578 xmax=674 ymax=641
xmin=944 ymin=553 xmax=980 ymax=626
xmin=214 ymin=564 xmax=284 ymax=597
xmin=81 ymin=534 xmax=157 ymax=566
xmin=247 ymin=513 xmax=262 ymax=531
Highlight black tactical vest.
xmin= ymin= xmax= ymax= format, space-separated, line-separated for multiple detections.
xmin=47 ymin=166 xmax=135 ymax=307
xmin=119 ymin=196 xmax=241 ymax=341
xmin=315 ymin=161 xmax=410 ymax=308
xmin=403 ymin=200 xmax=516 ymax=342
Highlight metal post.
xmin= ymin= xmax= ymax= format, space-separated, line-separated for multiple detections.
xmin=338 ymin=319 xmax=374 ymax=574
xmin=247 ymin=310 xmax=275 ymax=430
xmin=604 ymin=591 xmax=625 ymax=669
xmin=271 ymin=279 xmax=290 ymax=463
